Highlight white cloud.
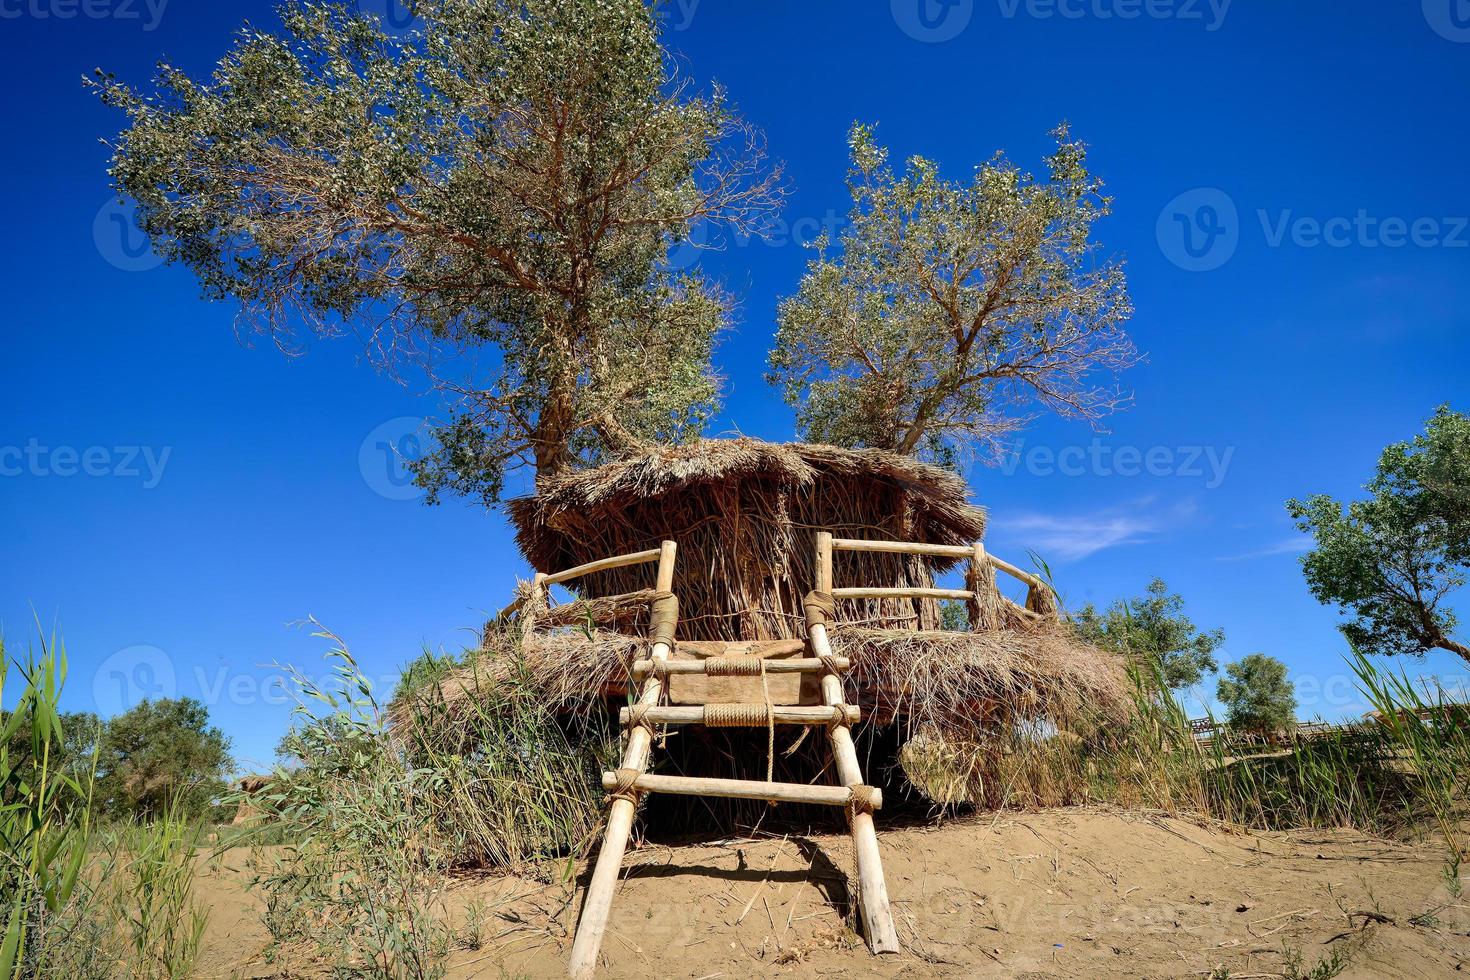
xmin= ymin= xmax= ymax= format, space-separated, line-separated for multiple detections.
xmin=1216 ymin=536 xmax=1310 ymax=562
xmin=994 ymin=497 xmax=1197 ymax=562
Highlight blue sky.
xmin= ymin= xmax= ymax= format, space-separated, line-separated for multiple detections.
xmin=1 ymin=0 xmax=1467 ymax=771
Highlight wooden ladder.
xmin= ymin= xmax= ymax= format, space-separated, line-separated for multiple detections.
xmin=567 ymin=535 xmax=900 ymax=977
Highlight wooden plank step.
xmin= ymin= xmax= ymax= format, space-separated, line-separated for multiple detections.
xmin=619 ymin=704 xmax=859 ymax=727
xmin=601 ymin=772 xmax=881 ymax=809
xmin=631 ymin=656 xmax=849 ymax=679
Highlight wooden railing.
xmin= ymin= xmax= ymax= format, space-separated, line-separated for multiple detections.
xmin=820 ymin=533 xmax=1057 ymax=629
xmin=496 ymin=546 xmax=666 ymax=623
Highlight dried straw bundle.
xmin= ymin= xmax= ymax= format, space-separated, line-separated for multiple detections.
xmin=832 ymin=622 xmax=1130 ymax=736
xmin=403 ymin=619 xmax=1128 ymax=751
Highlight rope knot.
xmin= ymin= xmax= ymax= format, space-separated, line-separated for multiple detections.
xmin=649 ymin=591 xmax=679 ymax=648
xmin=607 ymin=767 xmax=643 ymax=805
xmin=847 ymin=783 xmax=879 ymax=815
xmin=705 ymin=655 xmax=763 ymax=676
xmin=625 ymin=702 xmax=656 ymax=732
xmin=803 ymin=590 xmax=837 ymax=631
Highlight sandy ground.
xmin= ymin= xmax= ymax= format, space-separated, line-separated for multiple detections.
xmin=198 ymin=808 xmax=1470 ymax=978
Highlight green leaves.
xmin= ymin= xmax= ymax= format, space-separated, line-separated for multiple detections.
xmin=1073 ymin=578 xmax=1225 ymax=690
xmin=93 ymin=697 xmax=232 ymax=821
xmin=1289 ymin=405 xmax=1470 ymax=663
xmin=1216 ymin=653 xmax=1296 ymax=735
xmin=94 ymin=0 xmax=781 ymax=498
xmin=770 ymin=122 xmax=1135 ymax=462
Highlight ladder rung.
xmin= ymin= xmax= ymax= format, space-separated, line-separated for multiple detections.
xmin=832 ymin=586 xmax=973 ymax=601
xmin=631 ymin=656 xmax=850 ymax=679
xmin=602 ymin=771 xmax=882 ymax=810
xmin=619 ymin=704 xmax=859 ymax=727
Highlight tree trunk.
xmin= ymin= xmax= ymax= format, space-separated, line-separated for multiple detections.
xmin=1437 ymin=633 xmax=1470 ymax=664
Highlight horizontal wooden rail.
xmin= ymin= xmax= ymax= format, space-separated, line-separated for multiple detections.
xmin=831 ymin=538 xmax=973 ymax=559
xmin=986 ymin=552 xmax=1043 ymax=589
xmin=494 ymin=595 xmax=527 ymax=622
xmin=620 ymin=704 xmax=860 ymax=727
xmin=602 ymin=772 xmax=881 ymax=809
xmin=631 ymin=656 xmax=849 ymax=679
xmin=497 ymin=547 xmax=665 ymax=622
xmin=832 ymin=587 xmax=973 ymax=601
xmin=1000 ymin=596 xmax=1041 ymax=620
xmin=544 ymin=547 xmax=662 ymax=587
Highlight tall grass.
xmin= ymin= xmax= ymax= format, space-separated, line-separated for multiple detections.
xmin=95 ymin=808 xmax=210 ymax=978
xmin=394 ymin=639 xmax=610 ymax=872
xmin=903 ymin=648 xmax=1470 ymax=862
xmin=0 ymin=632 xmax=94 ymax=977
xmin=1351 ymin=649 xmax=1470 ymax=853
xmin=245 ymin=624 xmax=452 ymax=979
xmin=0 ymin=630 xmax=210 ymax=979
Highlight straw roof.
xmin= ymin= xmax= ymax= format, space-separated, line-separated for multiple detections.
xmin=509 ymin=438 xmax=987 ymax=574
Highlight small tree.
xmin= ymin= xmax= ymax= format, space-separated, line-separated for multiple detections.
xmin=1288 ymin=405 xmax=1470 ymax=664
xmin=768 ymin=122 xmax=1135 ymax=464
xmin=1073 ymin=578 xmax=1224 ymax=689
xmin=95 ymin=698 xmax=232 ymax=820
xmin=92 ymin=0 xmax=781 ymax=501
xmin=1216 ymin=653 xmax=1296 ymax=736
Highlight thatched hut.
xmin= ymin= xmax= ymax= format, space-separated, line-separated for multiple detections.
xmin=509 ymin=439 xmax=987 ymax=639
xmin=402 ymin=438 xmax=1129 ymax=830
xmin=230 ymin=774 xmax=273 ymax=827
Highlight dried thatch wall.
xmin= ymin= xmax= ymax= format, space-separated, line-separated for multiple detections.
xmin=508 ymin=440 xmax=987 ymax=640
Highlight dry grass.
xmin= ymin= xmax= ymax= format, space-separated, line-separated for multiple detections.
xmin=834 ymin=621 xmax=1131 ymax=737
xmin=401 ymin=618 xmax=1127 ymax=749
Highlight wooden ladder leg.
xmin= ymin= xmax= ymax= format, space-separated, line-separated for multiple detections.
xmin=813 ymin=624 xmax=900 ymax=954
xmin=568 ymin=541 xmax=677 ymax=979
xmin=812 ymin=531 xmax=900 ymax=953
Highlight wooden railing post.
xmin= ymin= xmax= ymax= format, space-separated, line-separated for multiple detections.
xmin=967 ymin=541 xmax=1000 ymax=631
xmin=816 ymin=530 xmax=834 ymax=594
